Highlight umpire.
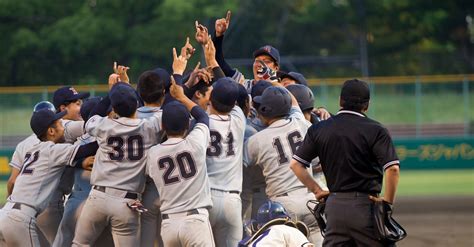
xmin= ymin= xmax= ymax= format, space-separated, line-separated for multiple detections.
xmin=290 ymin=79 xmax=400 ymax=246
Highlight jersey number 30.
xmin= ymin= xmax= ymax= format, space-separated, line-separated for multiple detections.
xmin=158 ymin=152 xmax=197 ymax=185
xmin=107 ymin=135 xmax=144 ymax=161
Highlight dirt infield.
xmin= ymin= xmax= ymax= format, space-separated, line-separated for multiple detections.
xmin=395 ymin=196 xmax=474 ymax=247
xmin=0 ymin=196 xmax=472 ymax=246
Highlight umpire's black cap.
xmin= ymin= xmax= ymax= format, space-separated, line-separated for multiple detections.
xmin=109 ymin=82 xmax=138 ymax=117
xmin=162 ymin=101 xmax=190 ymax=133
xmin=30 ymin=109 xmax=67 ymax=137
xmin=254 ymin=86 xmax=291 ymax=118
xmin=253 ymin=45 xmax=280 ymax=65
xmin=340 ymin=79 xmax=370 ymax=103
xmin=53 ymin=86 xmax=90 ymax=109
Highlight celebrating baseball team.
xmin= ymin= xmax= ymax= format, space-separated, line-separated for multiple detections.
xmin=0 ymin=10 xmax=403 ymax=247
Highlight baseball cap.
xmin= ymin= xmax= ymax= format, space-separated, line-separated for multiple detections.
xmin=250 ymin=80 xmax=272 ymax=99
xmin=151 ymin=68 xmax=171 ymax=91
xmin=236 ymin=84 xmax=249 ymax=105
xmin=53 ymin=86 xmax=90 ymax=109
xmin=210 ymin=78 xmax=239 ymax=107
xmin=80 ymin=97 xmax=102 ymax=122
xmin=109 ymin=82 xmax=138 ymax=117
xmin=286 ymin=84 xmax=314 ymax=111
xmin=280 ymin=72 xmax=308 ymax=86
xmin=340 ymin=79 xmax=370 ymax=103
xmin=161 ymin=101 xmax=190 ymax=133
xmin=253 ymin=45 xmax=280 ymax=65
xmin=253 ymin=86 xmax=291 ymax=118
xmin=30 ymin=109 xmax=67 ymax=137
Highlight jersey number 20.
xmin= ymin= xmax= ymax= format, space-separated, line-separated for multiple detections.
xmin=158 ymin=152 xmax=197 ymax=185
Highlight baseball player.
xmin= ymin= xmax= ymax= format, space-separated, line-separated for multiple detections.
xmin=204 ymin=77 xmax=245 ymax=246
xmin=136 ymin=68 xmax=169 ymax=247
xmin=6 ymin=100 xmax=87 ymax=246
xmin=72 ymin=73 xmax=162 ymax=246
xmin=146 ymin=76 xmax=214 ymax=246
xmin=0 ymin=108 xmax=98 ymax=246
xmin=53 ymin=97 xmax=113 ymax=247
xmin=240 ymin=201 xmax=313 ymax=247
xmin=243 ymin=85 xmax=323 ymax=245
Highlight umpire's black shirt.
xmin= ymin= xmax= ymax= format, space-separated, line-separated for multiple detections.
xmin=293 ymin=110 xmax=399 ymax=194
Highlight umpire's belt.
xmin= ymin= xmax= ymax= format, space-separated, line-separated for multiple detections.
xmin=162 ymin=208 xmax=207 ymax=220
xmin=93 ymin=185 xmax=139 ymax=200
xmin=4 ymin=202 xmax=39 ymax=218
xmin=331 ymin=191 xmax=378 ymax=198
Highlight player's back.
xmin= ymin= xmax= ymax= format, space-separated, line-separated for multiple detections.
xmin=10 ymin=141 xmax=80 ymax=213
xmin=206 ymin=106 xmax=246 ymax=191
xmin=245 ymin=108 xmax=312 ymax=198
xmin=86 ymin=115 xmax=160 ymax=193
xmin=147 ymin=122 xmax=212 ymax=214
xmin=137 ymin=106 xmax=162 ymax=119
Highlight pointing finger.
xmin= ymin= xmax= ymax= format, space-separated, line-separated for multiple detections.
xmin=226 ymin=10 xmax=231 ymax=23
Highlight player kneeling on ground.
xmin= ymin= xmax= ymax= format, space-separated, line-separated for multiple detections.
xmin=239 ymin=201 xmax=313 ymax=247
xmin=146 ymin=76 xmax=215 ymax=246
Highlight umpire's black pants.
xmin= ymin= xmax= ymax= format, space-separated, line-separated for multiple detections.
xmin=323 ymin=192 xmax=395 ymax=247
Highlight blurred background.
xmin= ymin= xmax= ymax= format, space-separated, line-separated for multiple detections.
xmin=0 ymin=0 xmax=473 ymax=246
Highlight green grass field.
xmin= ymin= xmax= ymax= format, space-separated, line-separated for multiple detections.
xmin=0 ymin=169 xmax=472 ymax=205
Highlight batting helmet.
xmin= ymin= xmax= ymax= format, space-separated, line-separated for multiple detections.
xmin=256 ymin=201 xmax=290 ymax=226
xmin=253 ymin=86 xmax=291 ymax=118
xmin=286 ymin=84 xmax=315 ymax=111
xmin=33 ymin=101 xmax=55 ymax=113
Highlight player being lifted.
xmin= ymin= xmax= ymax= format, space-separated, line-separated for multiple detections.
xmin=146 ymin=75 xmax=215 ymax=246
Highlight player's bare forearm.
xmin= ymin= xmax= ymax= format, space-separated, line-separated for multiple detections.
xmin=7 ymin=168 xmax=20 ymax=196
xmin=383 ymin=164 xmax=400 ymax=204
xmin=290 ymin=159 xmax=324 ymax=197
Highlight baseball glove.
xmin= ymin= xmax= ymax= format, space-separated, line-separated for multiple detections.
xmin=306 ymin=200 xmax=327 ymax=237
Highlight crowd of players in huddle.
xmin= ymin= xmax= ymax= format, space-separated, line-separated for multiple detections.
xmin=0 ymin=11 xmax=339 ymax=247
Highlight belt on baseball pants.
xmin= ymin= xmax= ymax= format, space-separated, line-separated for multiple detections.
xmin=4 ymin=202 xmax=39 ymax=218
xmin=275 ymin=187 xmax=309 ymax=197
xmin=93 ymin=185 xmax=139 ymax=200
xmin=161 ymin=208 xmax=201 ymax=220
xmin=211 ymin=188 xmax=240 ymax=194
xmin=331 ymin=191 xmax=379 ymax=197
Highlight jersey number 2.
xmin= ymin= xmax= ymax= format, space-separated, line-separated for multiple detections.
xmin=272 ymin=131 xmax=303 ymax=165
xmin=107 ymin=135 xmax=144 ymax=161
xmin=21 ymin=151 xmax=39 ymax=175
xmin=158 ymin=152 xmax=197 ymax=185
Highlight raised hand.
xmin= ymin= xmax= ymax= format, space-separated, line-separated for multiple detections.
xmin=195 ymin=21 xmax=209 ymax=45
xmin=180 ymin=37 xmax=195 ymax=60
xmin=108 ymin=73 xmax=120 ymax=90
xmin=204 ymin=38 xmax=218 ymax=68
xmin=215 ymin=10 xmax=231 ymax=37
xmin=113 ymin=62 xmax=130 ymax=84
xmin=170 ymin=75 xmax=185 ymax=101
xmin=172 ymin=47 xmax=188 ymax=75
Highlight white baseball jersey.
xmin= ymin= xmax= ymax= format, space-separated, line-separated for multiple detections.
xmin=8 ymin=141 xmax=80 ymax=213
xmin=62 ymin=119 xmax=85 ymax=143
xmin=9 ymin=134 xmax=40 ymax=171
xmin=147 ymin=123 xmax=212 ymax=214
xmin=248 ymin=225 xmax=312 ymax=247
xmin=137 ymin=106 xmax=162 ymax=119
xmin=244 ymin=107 xmax=313 ymax=198
xmin=85 ymin=115 xmax=161 ymax=193
xmin=206 ymin=106 xmax=246 ymax=192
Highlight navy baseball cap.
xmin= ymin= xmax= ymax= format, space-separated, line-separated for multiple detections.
xmin=80 ymin=97 xmax=102 ymax=122
xmin=152 ymin=68 xmax=171 ymax=91
xmin=280 ymin=72 xmax=308 ymax=86
xmin=33 ymin=101 xmax=55 ymax=113
xmin=210 ymin=78 xmax=239 ymax=107
xmin=254 ymin=86 xmax=291 ymax=118
xmin=109 ymin=82 xmax=138 ymax=117
xmin=162 ymin=101 xmax=190 ymax=133
xmin=30 ymin=109 xmax=67 ymax=137
xmin=340 ymin=79 xmax=370 ymax=103
xmin=251 ymin=80 xmax=272 ymax=99
xmin=53 ymin=86 xmax=90 ymax=109
xmin=286 ymin=84 xmax=314 ymax=111
xmin=253 ymin=45 xmax=280 ymax=65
